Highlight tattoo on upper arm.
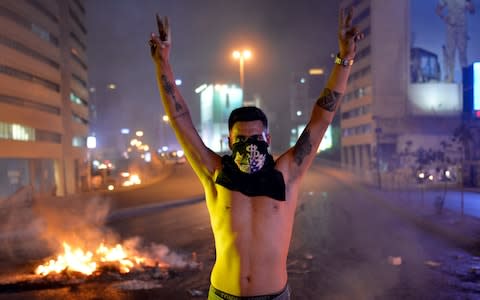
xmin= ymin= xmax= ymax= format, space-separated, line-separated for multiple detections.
xmin=161 ymin=75 xmax=183 ymax=112
xmin=316 ymin=88 xmax=343 ymax=112
xmin=293 ymin=129 xmax=312 ymax=166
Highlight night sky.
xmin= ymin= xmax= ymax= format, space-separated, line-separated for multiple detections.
xmin=85 ymin=0 xmax=340 ymax=150
xmin=85 ymin=0 xmax=480 ymax=151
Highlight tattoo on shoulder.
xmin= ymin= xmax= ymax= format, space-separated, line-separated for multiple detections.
xmin=161 ymin=75 xmax=183 ymax=112
xmin=293 ymin=129 xmax=312 ymax=166
xmin=316 ymin=88 xmax=343 ymax=112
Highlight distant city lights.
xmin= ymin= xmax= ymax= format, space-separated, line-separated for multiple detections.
xmin=175 ymin=79 xmax=182 ymax=86
xmin=195 ymin=84 xmax=208 ymax=94
xmin=86 ymin=136 xmax=96 ymax=149
xmin=135 ymin=131 xmax=144 ymax=137
xmin=107 ymin=83 xmax=116 ymax=90
xmin=121 ymin=128 xmax=130 ymax=134
xmin=309 ymin=68 xmax=324 ymax=75
xmin=144 ymin=152 xmax=152 ymax=162
xmin=232 ymin=49 xmax=252 ymax=60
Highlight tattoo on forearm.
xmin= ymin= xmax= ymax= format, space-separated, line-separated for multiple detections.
xmin=161 ymin=75 xmax=183 ymax=112
xmin=172 ymin=111 xmax=189 ymax=120
xmin=293 ymin=129 xmax=312 ymax=166
xmin=316 ymin=88 xmax=343 ymax=112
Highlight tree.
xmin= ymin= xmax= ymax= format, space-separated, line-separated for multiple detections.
xmin=453 ymin=123 xmax=473 ymax=161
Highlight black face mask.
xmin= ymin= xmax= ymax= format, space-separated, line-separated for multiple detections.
xmin=231 ymin=138 xmax=269 ymax=174
xmin=215 ymin=137 xmax=286 ymax=201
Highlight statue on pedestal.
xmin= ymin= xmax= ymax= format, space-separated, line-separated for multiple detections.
xmin=436 ymin=0 xmax=475 ymax=82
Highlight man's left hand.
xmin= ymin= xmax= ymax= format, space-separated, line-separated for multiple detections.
xmin=338 ymin=7 xmax=364 ymax=60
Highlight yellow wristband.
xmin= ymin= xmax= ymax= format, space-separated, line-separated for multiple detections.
xmin=334 ymin=53 xmax=354 ymax=66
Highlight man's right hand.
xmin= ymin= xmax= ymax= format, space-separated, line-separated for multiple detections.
xmin=149 ymin=14 xmax=171 ymax=65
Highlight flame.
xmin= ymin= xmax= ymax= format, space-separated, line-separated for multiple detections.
xmin=35 ymin=242 xmax=154 ymax=276
xmin=35 ymin=242 xmax=97 ymax=276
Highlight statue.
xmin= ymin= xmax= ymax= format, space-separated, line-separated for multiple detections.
xmin=436 ymin=0 xmax=475 ymax=82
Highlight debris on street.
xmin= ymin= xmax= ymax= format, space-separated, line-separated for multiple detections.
xmin=424 ymin=260 xmax=441 ymax=268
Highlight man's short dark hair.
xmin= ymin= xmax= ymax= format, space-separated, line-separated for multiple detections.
xmin=228 ymin=106 xmax=268 ymax=131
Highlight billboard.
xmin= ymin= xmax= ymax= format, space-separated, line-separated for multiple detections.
xmin=408 ymin=82 xmax=462 ymax=115
xmin=463 ymin=62 xmax=480 ymax=118
xmin=475 ymin=62 xmax=480 ymax=111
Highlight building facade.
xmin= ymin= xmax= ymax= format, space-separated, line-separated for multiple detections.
xmin=339 ymin=0 xmax=468 ymax=184
xmin=196 ymin=83 xmax=243 ymax=153
xmin=0 ymin=0 xmax=89 ymax=198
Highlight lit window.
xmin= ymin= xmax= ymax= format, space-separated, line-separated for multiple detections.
xmin=72 ymin=136 xmax=85 ymax=147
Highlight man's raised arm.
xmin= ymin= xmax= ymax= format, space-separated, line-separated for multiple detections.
xmin=280 ymin=7 xmax=363 ymax=183
xmin=149 ymin=15 xmax=220 ymax=182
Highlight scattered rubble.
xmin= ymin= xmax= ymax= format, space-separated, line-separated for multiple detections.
xmin=187 ymin=288 xmax=205 ymax=297
xmin=424 ymin=260 xmax=441 ymax=268
xmin=111 ymin=279 xmax=163 ymax=291
xmin=304 ymin=253 xmax=314 ymax=260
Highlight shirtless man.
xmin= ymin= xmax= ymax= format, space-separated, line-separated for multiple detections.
xmin=149 ymin=7 xmax=362 ymax=299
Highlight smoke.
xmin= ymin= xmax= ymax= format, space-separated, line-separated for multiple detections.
xmin=121 ymin=236 xmax=198 ymax=269
xmin=0 ymin=197 xmax=45 ymax=262
xmin=34 ymin=195 xmax=114 ymax=252
xmin=0 ymin=194 xmax=114 ymax=263
xmin=290 ymin=166 xmax=435 ymax=299
xmin=0 ymin=194 xmax=194 ymax=271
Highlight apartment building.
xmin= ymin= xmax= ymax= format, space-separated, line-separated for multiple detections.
xmin=0 ymin=0 xmax=89 ymax=198
xmin=339 ymin=0 xmax=464 ymax=183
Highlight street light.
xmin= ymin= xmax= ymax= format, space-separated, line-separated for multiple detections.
xmin=161 ymin=114 xmax=169 ymax=149
xmin=232 ymin=49 xmax=252 ymax=102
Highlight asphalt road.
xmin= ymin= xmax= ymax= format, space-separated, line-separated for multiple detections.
xmin=1 ymin=162 xmax=479 ymax=299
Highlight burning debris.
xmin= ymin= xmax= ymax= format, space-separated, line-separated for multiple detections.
xmin=35 ymin=242 xmax=149 ymax=276
xmin=34 ymin=239 xmax=200 ymax=277
xmin=0 ymin=239 xmax=200 ymax=294
xmin=0 ymin=196 xmax=201 ymax=294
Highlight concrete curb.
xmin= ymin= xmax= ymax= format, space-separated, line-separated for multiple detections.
xmin=106 ymin=195 xmax=205 ymax=223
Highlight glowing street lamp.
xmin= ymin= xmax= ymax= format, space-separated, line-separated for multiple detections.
xmin=161 ymin=115 xmax=169 ymax=148
xmin=232 ymin=49 xmax=252 ymax=102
